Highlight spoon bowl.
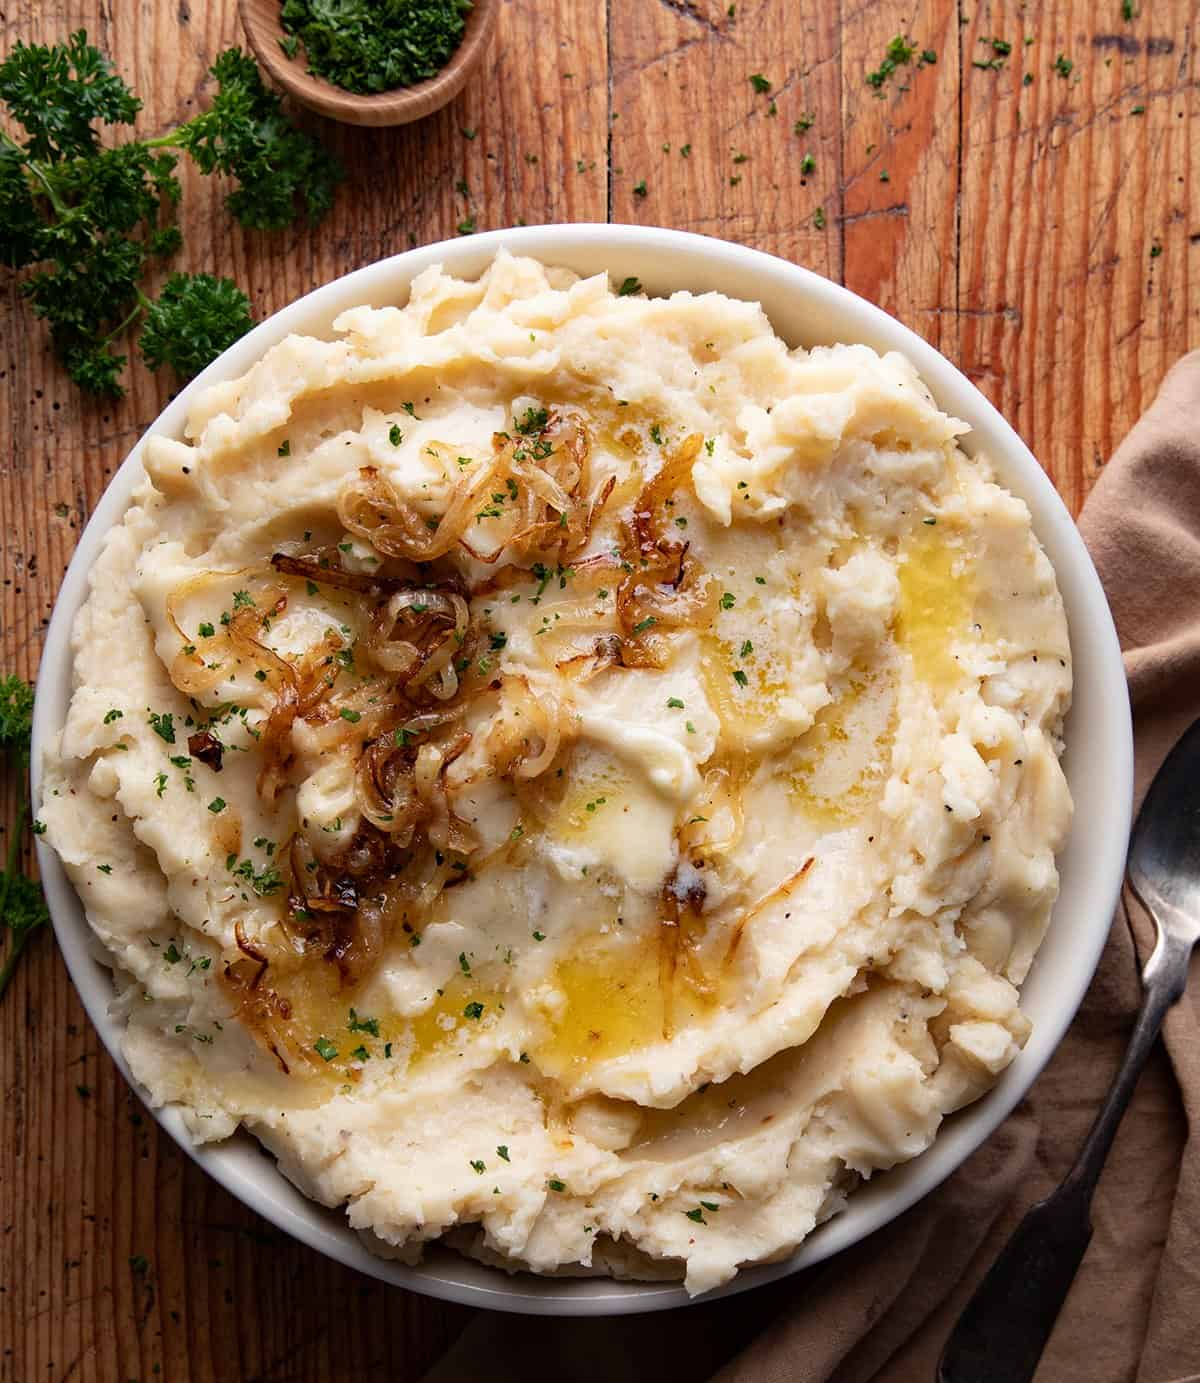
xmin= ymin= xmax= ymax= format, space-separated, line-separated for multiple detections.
xmin=1128 ymin=718 xmax=1200 ymax=949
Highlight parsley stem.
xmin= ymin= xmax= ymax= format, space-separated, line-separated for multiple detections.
xmin=20 ymin=157 xmax=70 ymax=219
xmin=0 ymin=799 xmax=28 ymax=925
xmin=101 ymin=295 xmax=149 ymax=346
xmin=0 ymin=800 xmax=32 ymax=1001
xmin=0 ymin=922 xmax=32 ymax=1002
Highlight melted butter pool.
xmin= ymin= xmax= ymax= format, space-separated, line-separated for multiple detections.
xmin=405 ymin=975 xmax=506 ymax=1065
xmin=787 ymin=668 xmax=895 ymax=826
xmin=534 ymin=931 xmax=716 ymax=1077
xmin=895 ymin=525 xmax=976 ymax=690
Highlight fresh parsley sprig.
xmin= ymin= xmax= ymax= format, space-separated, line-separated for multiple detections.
xmin=0 ymin=33 xmax=342 ymax=396
xmin=0 ymin=675 xmax=48 ymax=1001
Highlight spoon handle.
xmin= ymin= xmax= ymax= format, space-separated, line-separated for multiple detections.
xmin=937 ymin=942 xmax=1185 ymax=1383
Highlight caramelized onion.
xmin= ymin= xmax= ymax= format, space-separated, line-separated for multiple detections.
xmin=337 ymin=412 xmax=612 ymax=573
xmin=555 ymin=634 xmax=622 ymax=684
xmin=354 ymin=737 xmax=426 ymax=844
xmin=412 ymin=734 xmax=479 ymax=853
xmin=164 ymin=568 xmax=253 ymax=698
xmin=616 ymin=433 xmax=715 ymax=666
xmin=484 ymin=675 xmax=571 ymax=781
xmin=270 ymin=549 xmax=419 ymax=595
xmin=338 ymin=463 xmax=493 ymax=563
xmin=187 ymin=730 xmax=223 ymax=772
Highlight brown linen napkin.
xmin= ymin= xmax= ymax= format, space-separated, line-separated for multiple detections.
xmin=422 ymin=352 xmax=1200 ymax=1383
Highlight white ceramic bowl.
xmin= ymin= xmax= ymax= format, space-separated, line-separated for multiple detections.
xmin=32 ymin=224 xmax=1133 ymax=1316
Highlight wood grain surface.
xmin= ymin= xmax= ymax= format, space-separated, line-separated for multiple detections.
xmin=1 ymin=2 xmax=1197 ymax=1380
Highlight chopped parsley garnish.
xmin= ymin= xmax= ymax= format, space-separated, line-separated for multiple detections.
xmin=278 ymin=1 xmax=472 ymax=95
xmin=532 ymin=930 xmax=545 ymax=942
xmin=198 ymin=623 xmax=215 ymax=638
xmin=350 ymin=1045 xmax=369 ymax=1062
xmin=616 ymin=276 xmax=642 ymax=296
xmin=800 ymin=152 xmax=816 ymax=176
xmin=402 ymin=401 xmax=418 ymax=418
xmin=732 ymin=669 xmax=749 ymax=687
xmin=277 ymin=440 xmax=290 ymax=457
xmin=389 ymin=423 xmax=403 ymax=446
xmin=225 ymin=854 xmax=283 ymax=896
xmin=632 ymin=616 xmax=658 ymax=636
xmin=347 ymin=1008 xmax=379 ymax=1036
xmin=459 ymin=951 xmax=472 ymax=975
xmin=667 ymin=697 xmax=685 ymax=709
xmin=232 ymin=590 xmax=254 ymax=609
xmin=515 ymin=406 xmax=549 ymax=435
xmin=313 ymin=1037 xmax=337 ymax=1062
xmin=749 ymin=73 xmax=771 ymax=92
xmin=547 ymin=1178 xmax=566 ymax=1193
xmin=470 ymin=1159 xmax=486 ymax=1174
xmin=685 ymin=1207 xmax=707 ymax=1224
xmin=739 ymin=640 xmax=753 ymax=657
xmin=207 ymin=797 xmax=226 ymax=813
xmin=632 ymin=179 xmax=648 ymax=197
xmin=164 ymin=943 xmax=182 ymax=964
xmin=154 ymin=772 xmax=168 ymax=798
xmin=97 ymin=864 xmax=113 ymax=874
xmin=463 ymin=1001 xmax=485 ymax=1020
xmin=339 ymin=708 xmax=362 ymax=723
xmin=103 ymin=708 xmax=124 ymax=724
xmin=719 ymin=591 xmax=736 ymax=610
xmin=794 ymin=112 xmax=815 ymax=133
xmin=813 ymin=207 xmax=827 ymax=230
xmin=496 ymin=1145 xmax=510 ymax=1161
xmin=1053 ymin=53 xmax=1073 ymax=78
xmin=148 ymin=711 xmax=176 ymax=744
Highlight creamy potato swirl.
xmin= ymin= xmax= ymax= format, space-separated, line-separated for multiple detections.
xmin=40 ymin=254 xmax=1072 ymax=1294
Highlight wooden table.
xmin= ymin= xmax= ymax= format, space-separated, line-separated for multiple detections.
xmin=1 ymin=2 xmax=1195 ymax=1378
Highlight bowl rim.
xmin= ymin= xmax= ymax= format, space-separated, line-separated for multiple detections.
xmin=31 ymin=223 xmax=1133 ymax=1317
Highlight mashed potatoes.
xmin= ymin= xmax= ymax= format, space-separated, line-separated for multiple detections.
xmin=39 ymin=252 xmax=1072 ymax=1295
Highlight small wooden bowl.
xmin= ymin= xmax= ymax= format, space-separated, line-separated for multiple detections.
xmin=238 ymin=0 xmax=498 ymax=127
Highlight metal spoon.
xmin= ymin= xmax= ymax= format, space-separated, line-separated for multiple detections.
xmin=938 ymin=716 xmax=1200 ymax=1383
